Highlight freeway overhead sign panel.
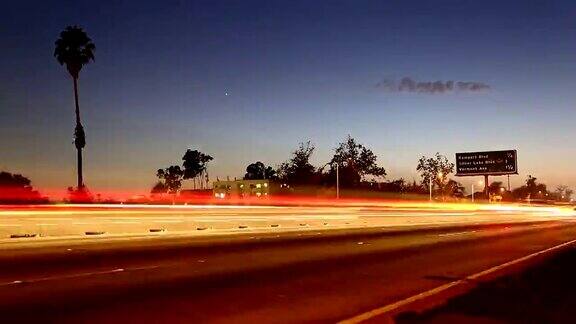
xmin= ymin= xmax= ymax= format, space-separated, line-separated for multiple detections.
xmin=455 ymin=150 xmax=517 ymax=176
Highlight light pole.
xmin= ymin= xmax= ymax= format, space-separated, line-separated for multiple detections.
xmin=336 ymin=163 xmax=339 ymax=199
xmin=429 ymin=172 xmax=442 ymax=202
xmin=429 ymin=177 xmax=432 ymax=202
xmin=323 ymin=162 xmax=340 ymax=200
xmin=438 ymin=172 xmax=444 ymax=201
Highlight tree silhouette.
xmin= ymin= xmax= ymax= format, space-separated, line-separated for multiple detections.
xmin=278 ymin=141 xmax=318 ymax=185
xmin=416 ymin=152 xmax=454 ymax=192
xmin=244 ymin=161 xmax=277 ymax=180
xmin=0 ymin=171 xmax=46 ymax=203
xmin=156 ymin=166 xmax=184 ymax=194
xmin=555 ymin=185 xmax=573 ymax=202
xmin=54 ymin=26 xmax=95 ymax=190
xmin=182 ymin=149 xmax=213 ymax=189
xmin=488 ymin=181 xmax=504 ymax=194
xmin=328 ymin=135 xmax=386 ymax=187
xmin=511 ymin=175 xmax=548 ymax=200
xmin=443 ymin=179 xmax=465 ymax=198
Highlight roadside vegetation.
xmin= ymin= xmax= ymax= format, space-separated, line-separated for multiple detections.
xmin=147 ymin=135 xmax=573 ymax=204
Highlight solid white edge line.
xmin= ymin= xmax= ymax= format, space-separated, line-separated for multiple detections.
xmin=339 ymin=237 xmax=576 ymax=324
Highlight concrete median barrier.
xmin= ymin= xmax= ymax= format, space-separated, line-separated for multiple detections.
xmin=85 ymin=231 xmax=106 ymax=236
xmin=10 ymin=233 xmax=38 ymax=239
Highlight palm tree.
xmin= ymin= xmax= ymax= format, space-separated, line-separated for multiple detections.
xmin=54 ymin=26 xmax=95 ymax=190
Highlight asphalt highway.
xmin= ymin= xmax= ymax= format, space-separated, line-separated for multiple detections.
xmin=0 ymin=203 xmax=571 ymax=240
xmin=0 ymin=204 xmax=576 ymax=323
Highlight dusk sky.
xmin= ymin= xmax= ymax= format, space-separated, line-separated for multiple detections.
xmin=2 ymin=0 xmax=576 ymax=197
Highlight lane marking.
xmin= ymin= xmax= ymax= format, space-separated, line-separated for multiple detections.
xmin=340 ymin=238 xmax=576 ymax=324
xmin=0 ymin=268 xmax=127 ymax=287
xmin=0 ymin=266 xmax=165 ymax=287
xmin=437 ymin=231 xmax=476 ymax=237
xmin=110 ymin=221 xmax=141 ymax=224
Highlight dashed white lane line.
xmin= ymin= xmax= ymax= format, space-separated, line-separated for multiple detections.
xmin=0 ymin=269 xmax=125 ymax=286
xmin=0 ymin=224 xmax=20 ymax=227
xmin=36 ymin=224 xmax=57 ymax=226
xmin=437 ymin=231 xmax=476 ymax=237
xmin=0 ymin=265 xmax=161 ymax=287
xmin=339 ymin=237 xmax=576 ymax=324
xmin=152 ymin=220 xmax=184 ymax=223
xmin=110 ymin=221 xmax=141 ymax=224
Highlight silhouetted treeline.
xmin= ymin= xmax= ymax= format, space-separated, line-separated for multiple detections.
xmin=149 ymin=137 xmax=573 ymax=203
xmin=0 ymin=171 xmax=48 ymax=204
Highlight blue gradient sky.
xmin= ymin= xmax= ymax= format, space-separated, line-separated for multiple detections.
xmin=2 ymin=0 xmax=576 ymax=196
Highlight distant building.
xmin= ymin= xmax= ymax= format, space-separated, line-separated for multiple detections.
xmin=213 ymin=179 xmax=270 ymax=199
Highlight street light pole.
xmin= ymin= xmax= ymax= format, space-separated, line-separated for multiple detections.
xmin=429 ymin=177 xmax=432 ymax=202
xmin=472 ymin=184 xmax=474 ymax=203
xmin=336 ymin=163 xmax=340 ymax=199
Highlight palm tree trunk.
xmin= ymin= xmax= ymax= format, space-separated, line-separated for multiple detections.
xmin=73 ymin=77 xmax=84 ymax=189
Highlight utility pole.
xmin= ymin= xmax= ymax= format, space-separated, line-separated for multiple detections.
xmin=471 ymin=184 xmax=475 ymax=203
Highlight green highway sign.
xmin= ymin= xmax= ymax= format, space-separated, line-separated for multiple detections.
xmin=456 ymin=150 xmax=517 ymax=176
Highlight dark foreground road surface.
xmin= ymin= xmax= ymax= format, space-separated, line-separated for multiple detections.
xmin=395 ymin=244 xmax=576 ymax=324
xmin=1 ymin=219 xmax=576 ymax=323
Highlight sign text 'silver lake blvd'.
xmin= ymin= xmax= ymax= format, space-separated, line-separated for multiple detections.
xmin=455 ymin=150 xmax=518 ymax=176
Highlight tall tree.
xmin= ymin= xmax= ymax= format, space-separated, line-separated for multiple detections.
xmin=327 ymin=135 xmax=386 ymax=187
xmin=156 ymin=166 xmax=184 ymax=194
xmin=278 ymin=141 xmax=318 ymax=185
xmin=416 ymin=152 xmax=454 ymax=192
xmin=512 ymin=175 xmax=548 ymax=199
xmin=244 ymin=161 xmax=277 ymax=180
xmin=182 ymin=149 xmax=213 ymax=189
xmin=443 ymin=179 xmax=465 ymax=198
xmin=54 ymin=26 xmax=96 ymax=190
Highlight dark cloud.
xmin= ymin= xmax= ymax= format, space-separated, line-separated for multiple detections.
xmin=376 ymin=77 xmax=490 ymax=94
